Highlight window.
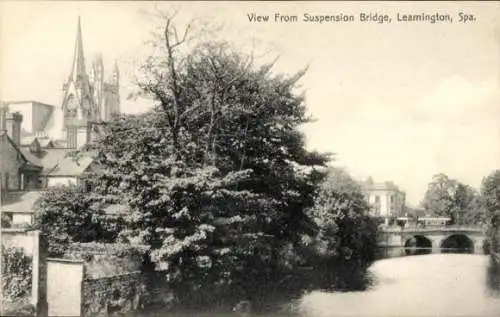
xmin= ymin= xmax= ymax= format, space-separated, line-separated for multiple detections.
xmin=390 ymin=195 xmax=395 ymax=203
xmin=374 ymin=195 xmax=380 ymax=203
xmin=36 ymin=177 xmax=44 ymax=189
xmin=67 ymin=127 xmax=77 ymax=148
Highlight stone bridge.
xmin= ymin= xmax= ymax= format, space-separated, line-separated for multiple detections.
xmin=378 ymin=226 xmax=487 ymax=254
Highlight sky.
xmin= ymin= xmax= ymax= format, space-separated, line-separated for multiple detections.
xmin=1 ymin=1 xmax=499 ymax=206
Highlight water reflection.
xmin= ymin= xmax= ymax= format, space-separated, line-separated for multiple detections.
xmin=441 ymin=234 xmax=475 ymax=254
xmin=126 ymin=252 xmax=500 ymax=317
xmin=376 ymin=247 xmax=432 ymax=259
xmin=405 ymin=247 xmax=432 ymax=256
xmin=487 ymin=256 xmax=500 ymax=296
xmin=299 ymin=255 xmax=500 ymax=317
xmin=377 ymin=246 xmax=475 ymax=259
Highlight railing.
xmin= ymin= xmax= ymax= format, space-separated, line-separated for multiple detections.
xmin=381 ymin=226 xmax=485 ymax=233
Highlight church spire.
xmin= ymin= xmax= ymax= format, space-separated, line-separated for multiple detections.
xmin=70 ymin=16 xmax=87 ymax=82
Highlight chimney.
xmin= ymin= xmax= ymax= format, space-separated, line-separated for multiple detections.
xmin=6 ymin=112 xmax=23 ymax=145
xmin=0 ymin=103 xmax=7 ymax=130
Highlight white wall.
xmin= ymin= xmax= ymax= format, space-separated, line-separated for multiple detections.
xmin=12 ymin=213 xmax=33 ymax=226
xmin=47 ymin=176 xmax=78 ymax=187
xmin=76 ymin=128 xmax=88 ymax=149
xmin=47 ymin=260 xmax=84 ymax=317
xmin=366 ymin=189 xmax=405 ymax=218
xmin=1 ymin=229 xmax=37 ymax=255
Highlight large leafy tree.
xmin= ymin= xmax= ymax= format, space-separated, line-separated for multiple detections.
xmin=452 ymin=183 xmax=485 ymax=226
xmin=74 ymin=14 xmax=329 ymax=303
xmin=303 ymin=167 xmax=377 ymax=290
xmin=481 ymin=170 xmax=500 ymax=256
xmin=481 ymin=170 xmax=500 ymax=217
xmin=421 ymin=173 xmax=484 ymax=225
xmin=306 ymin=168 xmax=377 ymax=265
xmin=421 ymin=173 xmax=457 ymax=218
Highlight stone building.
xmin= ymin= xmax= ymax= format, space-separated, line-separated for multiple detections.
xmin=61 ymin=16 xmax=120 ymax=149
xmin=2 ymin=16 xmax=120 ymax=150
xmin=0 ymin=16 xmax=118 ymax=226
xmin=362 ymin=177 xmax=406 ymax=221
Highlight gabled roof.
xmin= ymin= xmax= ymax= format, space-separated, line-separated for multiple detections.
xmin=19 ymin=147 xmax=43 ymax=167
xmin=21 ymin=135 xmax=53 ymax=148
xmin=17 ymin=146 xmax=97 ymax=177
xmin=361 ymin=179 xmax=404 ymax=193
xmin=19 ymin=147 xmax=67 ymax=171
xmin=52 ymin=139 xmax=68 ymax=148
xmin=38 ymin=138 xmax=54 ymax=148
xmin=47 ymin=152 xmax=95 ymax=177
xmin=21 ymin=135 xmax=38 ymax=146
xmin=0 ymin=131 xmax=43 ymax=170
xmin=1 ymin=191 xmax=42 ymax=213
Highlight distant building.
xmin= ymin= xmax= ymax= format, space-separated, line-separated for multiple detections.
xmin=361 ymin=177 xmax=406 ymax=220
xmin=0 ymin=17 xmax=118 ymax=226
xmin=1 ymin=16 xmax=120 ymax=150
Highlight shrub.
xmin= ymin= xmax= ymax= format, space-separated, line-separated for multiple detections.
xmin=1 ymin=246 xmax=33 ymax=302
xmin=1 ymin=213 xmax=12 ymax=228
xmin=1 ymin=300 xmax=36 ymax=317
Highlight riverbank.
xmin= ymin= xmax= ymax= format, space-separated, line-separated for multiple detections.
xmin=120 ymin=254 xmax=500 ymax=317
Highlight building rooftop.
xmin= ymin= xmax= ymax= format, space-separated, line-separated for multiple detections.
xmin=1 ymin=191 xmax=42 ymax=213
xmin=3 ymin=100 xmax=55 ymax=108
xmin=361 ymin=178 xmax=404 ymax=193
xmin=18 ymin=147 xmax=97 ymax=177
xmin=0 ymin=131 xmax=43 ymax=170
xmin=45 ymin=151 xmax=95 ymax=177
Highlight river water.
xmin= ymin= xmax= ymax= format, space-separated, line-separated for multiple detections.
xmin=130 ymin=252 xmax=500 ymax=317
xmin=297 ymin=253 xmax=500 ymax=317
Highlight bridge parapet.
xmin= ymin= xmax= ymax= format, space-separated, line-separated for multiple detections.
xmin=381 ymin=226 xmax=485 ymax=234
xmin=378 ymin=226 xmax=487 ymax=254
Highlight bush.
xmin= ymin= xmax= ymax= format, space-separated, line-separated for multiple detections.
xmin=1 ymin=300 xmax=36 ymax=317
xmin=1 ymin=246 xmax=33 ymax=302
xmin=1 ymin=213 xmax=12 ymax=228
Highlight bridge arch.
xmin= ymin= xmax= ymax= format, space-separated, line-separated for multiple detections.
xmin=440 ymin=234 xmax=474 ymax=253
xmin=404 ymin=235 xmax=432 ymax=255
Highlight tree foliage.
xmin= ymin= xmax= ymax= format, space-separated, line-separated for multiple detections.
xmin=70 ymin=14 xmax=330 ymax=304
xmin=33 ymin=186 xmax=122 ymax=256
xmin=421 ymin=173 xmax=485 ymax=225
xmin=307 ymin=167 xmax=377 ymax=264
xmin=32 ymin=13 xmax=381 ymax=307
xmin=481 ymin=170 xmax=500 ymax=217
xmin=482 ymin=170 xmax=500 ymax=257
xmin=302 ymin=167 xmax=377 ymax=291
xmin=1 ymin=246 xmax=32 ymax=302
xmin=421 ymin=174 xmax=456 ymax=217
xmin=1 ymin=213 xmax=11 ymax=228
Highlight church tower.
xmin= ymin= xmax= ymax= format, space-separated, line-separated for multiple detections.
xmin=101 ymin=60 xmax=121 ymax=121
xmin=60 ymin=17 xmax=120 ymax=149
xmin=61 ymin=17 xmax=96 ymax=149
xmin=90 ymin=54 xmax=105 ymax=121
